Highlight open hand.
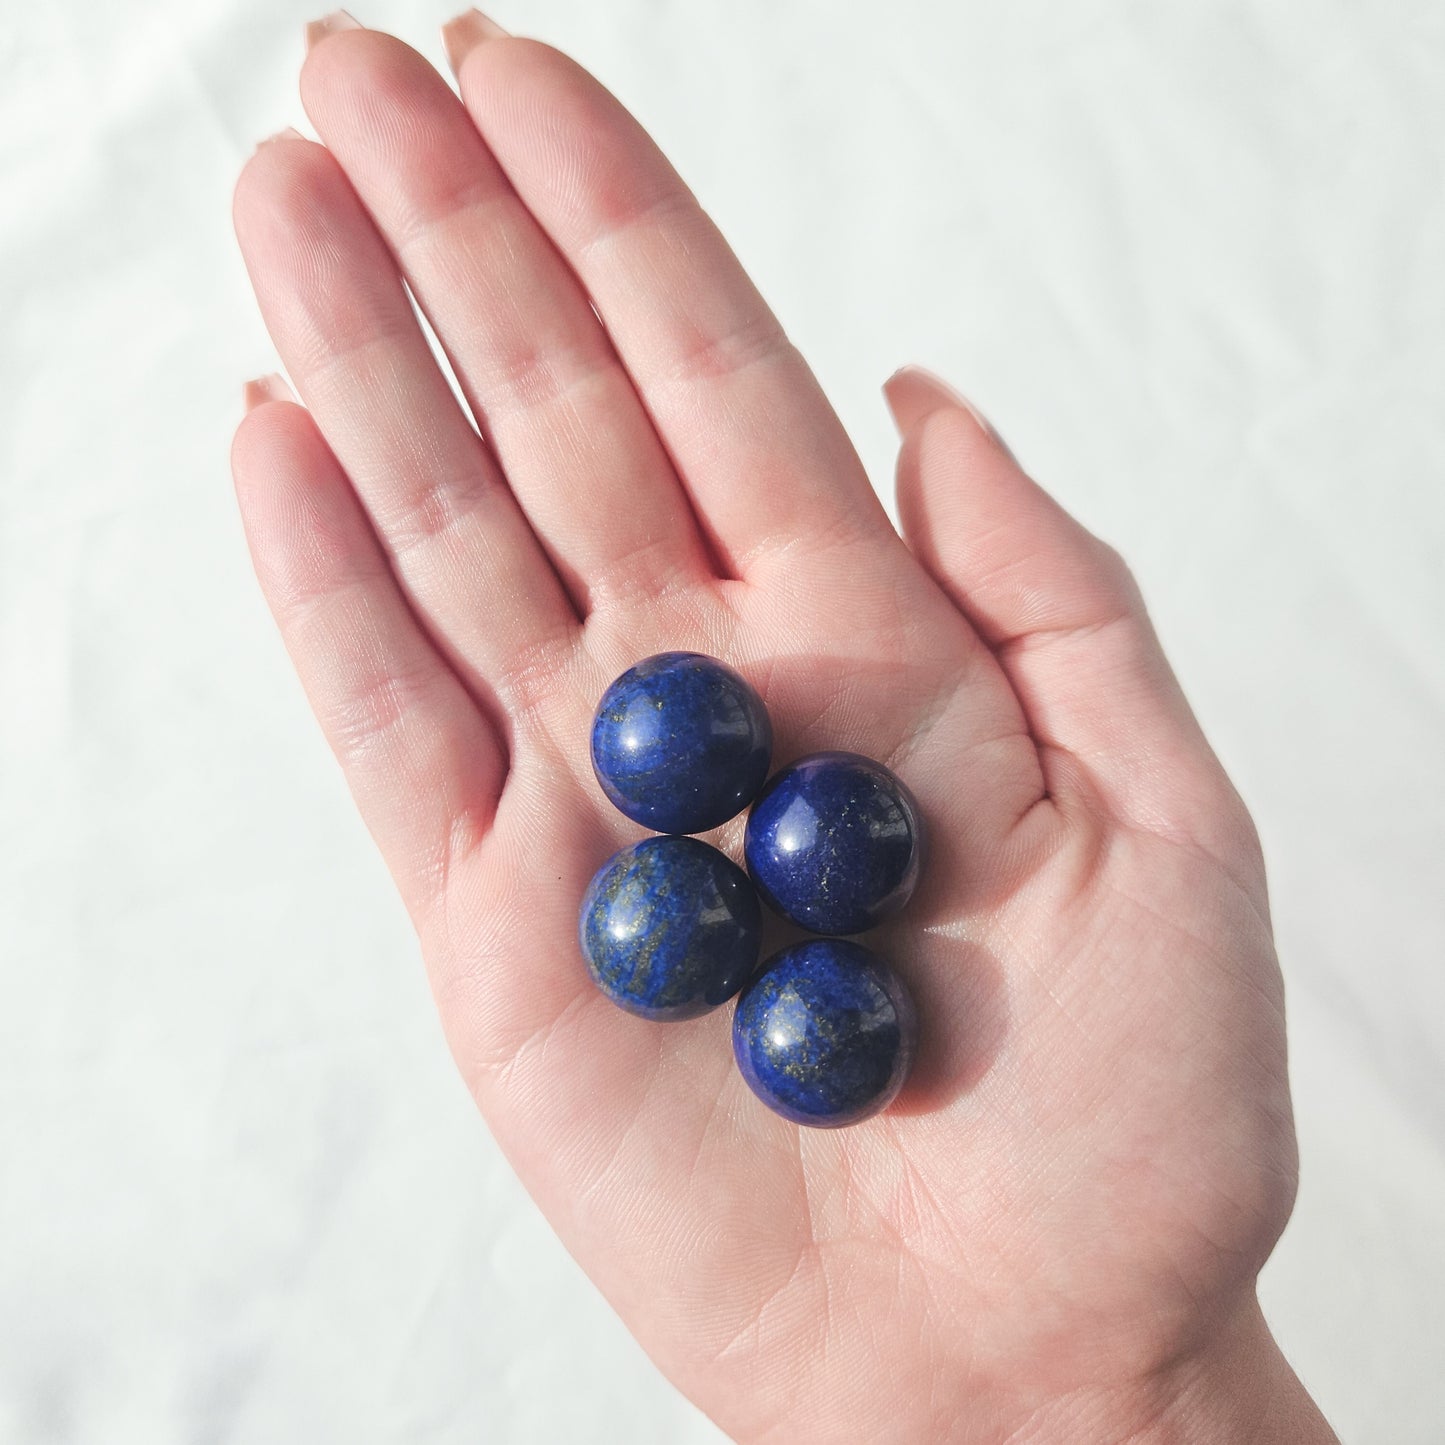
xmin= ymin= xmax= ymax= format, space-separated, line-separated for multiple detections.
xmin=232 ymin=15 xmax=1333 ymax=1441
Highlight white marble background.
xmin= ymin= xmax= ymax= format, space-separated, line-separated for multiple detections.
xmin=2 ymin=1 xmax=1442 ymax=1440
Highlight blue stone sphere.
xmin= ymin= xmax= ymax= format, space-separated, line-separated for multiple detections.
xmin=744 ymin=751 xmax=924 ymax=935
xmin=590 ymin=652 xmax=773 ymax=835
xmin=732 ymin=939 xmax=917 ymax=1128
xmin=579 ymin=836 xmax=762 ymax=1021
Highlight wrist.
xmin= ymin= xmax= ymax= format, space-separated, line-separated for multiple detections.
xmin=1013 ymin=1296 xmax=1338 ymax=1445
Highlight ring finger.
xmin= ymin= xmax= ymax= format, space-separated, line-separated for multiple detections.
xmin=233 ymin=132 xmax=577 ymax=708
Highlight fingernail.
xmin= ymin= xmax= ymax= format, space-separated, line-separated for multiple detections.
xmin=442 ymin=9 xmax=510 ymax=76
xmin=883 ymin=365 xmax=1015 ymax=463
xmin=256 ymin=125 xmax=303 ymax=152
xmin=305 ymin=10 xmax=363 ymax=51
xmin=243 ymin=374 xmax=296 ymax=412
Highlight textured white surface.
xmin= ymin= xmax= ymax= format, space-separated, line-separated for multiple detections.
xmin=1 ymin=1 xmax=1442 ymax=1440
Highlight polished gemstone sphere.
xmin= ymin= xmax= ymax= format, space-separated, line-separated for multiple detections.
xmin=590 ymin=652 xmax=773 ymax=834
xmin=744 ymin=751 xmax=924 ymax=935
xmin=579 ymin=835 xmax=762 ymax=1020
xmin=731 ymin=939 xmax=917 ymax=1127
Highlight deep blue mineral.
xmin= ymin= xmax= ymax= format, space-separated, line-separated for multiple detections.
xmin=590 ymin=652 xmax=773 ymax=835
xmin=744 ymin=751 xmax=924 ymax=935
xmin=731 ymin=939 xmax=917 ymax=1127
xmin=579 ymin=835 xmax=762 ymax=1020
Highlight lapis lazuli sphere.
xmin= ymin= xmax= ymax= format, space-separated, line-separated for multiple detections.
xmin=744 ymin=751 xmax=924 ymax=935
xmin=590 ymin=652 xmax=773 ymax=835
xmin=579 ymin=835 xmax=762 ymax=1021
xmin=732 ymin=939 xmax=917 ymax=1128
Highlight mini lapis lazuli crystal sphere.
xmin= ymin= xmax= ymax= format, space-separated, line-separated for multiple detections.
xmin=579 ymin=835 xmax=763 ymax=1021
xmin=590 ymin=652 xmax=773 ymax=835
xmin=732 ymin=939 xmax=917 ymax=1127
xmin=744 ymin=751 xmax=924 ymax=935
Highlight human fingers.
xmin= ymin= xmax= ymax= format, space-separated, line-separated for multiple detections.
xmin=232 ymin=381 xmax=505 ymax=916
xmin=301 ymin=21 xmax=713 ymax=612
xmin=888 ymin=367 xmax=1260 ymax=872
xmin=233 ymin=132 xmax=576 ymax=718
xmin=445 ymin=15 xmax=897 ymax=579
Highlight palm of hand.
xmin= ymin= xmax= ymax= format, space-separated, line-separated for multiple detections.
xmin=233 ymin=21 xmax=1297 ymax=1444
xmin=446 ymin=564 xmax=1294 ymax=1443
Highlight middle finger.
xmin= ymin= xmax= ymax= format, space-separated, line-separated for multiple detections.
xmin=300 ymin=23 xmax=715 ymax=613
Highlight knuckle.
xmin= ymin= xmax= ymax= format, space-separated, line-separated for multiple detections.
xmin=1091 ymin=537 xmax=1140 ymax=599
xmin=372 ymin=464 xmax=496 ymax=559
xmin=493 ymin=633 xmax=573 ymax=723
xmin=324 ymin=659 xmax=435 ymax=763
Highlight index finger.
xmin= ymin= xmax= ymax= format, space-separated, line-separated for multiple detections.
xmin=445 ymin=18 xmax=895 ymax=578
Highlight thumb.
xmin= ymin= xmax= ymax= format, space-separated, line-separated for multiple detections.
xmin=886 ymin=366 xmax=1257 ymax=866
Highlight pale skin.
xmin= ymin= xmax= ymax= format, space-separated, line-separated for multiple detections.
xmin=230 ymin=12 xmax=1339 ymax=1442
